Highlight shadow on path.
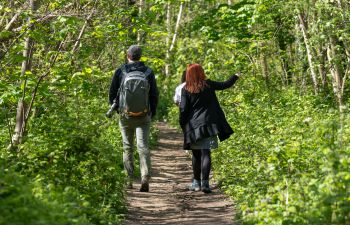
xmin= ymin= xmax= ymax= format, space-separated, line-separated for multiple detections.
xmin=123 ymin=122 xmax=236 ymax=225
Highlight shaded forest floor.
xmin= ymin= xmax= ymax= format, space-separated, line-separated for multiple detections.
xmin=122 ymin=122 xmax=236 ymax=225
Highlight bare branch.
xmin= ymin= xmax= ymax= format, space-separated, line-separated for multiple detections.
xmin=5 ymin=12 xmax=20 ymax=31
xmin=71 ymin=1 xmax=97 ymax=53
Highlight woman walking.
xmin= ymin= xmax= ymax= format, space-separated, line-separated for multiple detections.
xmin=179 ymin=64 xmax=239 ymax=193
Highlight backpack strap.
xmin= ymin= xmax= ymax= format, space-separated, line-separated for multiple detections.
xmin=116 ymin=65 xmax=128 ymax=104
xmin=121 ymin=65 xmax=127 ymax=76
xmin=144 ymin=67 xmax=152 ymax=77
xmin=121 ymin=65 xmax=151 ymax=76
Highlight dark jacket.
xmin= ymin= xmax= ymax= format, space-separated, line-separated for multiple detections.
xmin=179 ymin=75 xmax=239 ymax=149
xmin=109 ymin=61 xmax=159 ymax=117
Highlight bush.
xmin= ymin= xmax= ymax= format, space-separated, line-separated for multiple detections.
xmin=1 ymin=94 xmax=127 ymax=224
xmin=212 ymin=79 xmax=350 ymax=224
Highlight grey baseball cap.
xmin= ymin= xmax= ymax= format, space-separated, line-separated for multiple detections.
xmin=127 ymin=45 xmax=142 ymax=60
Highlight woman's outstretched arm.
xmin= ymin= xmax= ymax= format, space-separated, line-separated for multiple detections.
xmin=207 ymin=74 xmax=239 ymax=90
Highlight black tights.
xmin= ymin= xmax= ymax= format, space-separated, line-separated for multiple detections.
xmin=192 ymin=149 xmax=211 ymax=181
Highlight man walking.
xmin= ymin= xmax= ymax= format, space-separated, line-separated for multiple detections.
xmin=109 ymin=45 xmax=159 ymax=192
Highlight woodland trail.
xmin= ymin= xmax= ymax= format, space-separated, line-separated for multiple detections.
xmin=122 ymin=122 xmax=236 ymax=225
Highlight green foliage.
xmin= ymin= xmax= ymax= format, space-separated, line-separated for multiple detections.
xmin=192 ymin=1 xmax=255 ymax=41
xmin=212 ymin=80 xmax=350 ymax=224
xmin=2 ymin=0 xmax=350 ymax=224
xmin=0 ymin=165 xmax=90 ymax=225
xmin=1 ymin=93 xmax=127 ymax=224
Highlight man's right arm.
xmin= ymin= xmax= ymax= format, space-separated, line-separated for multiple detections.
xmin=109 ymin=68 xmax=122 ymax=105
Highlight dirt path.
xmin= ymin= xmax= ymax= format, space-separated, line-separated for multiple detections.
xmin=122 ymin=122 xmax=236 ymax=225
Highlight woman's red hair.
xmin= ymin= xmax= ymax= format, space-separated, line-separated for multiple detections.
xmin=185 ymin=64 xmax=207 ymax=93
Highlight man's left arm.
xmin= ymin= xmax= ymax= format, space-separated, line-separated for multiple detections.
xmin=148 ymin=71 xmax=159 ymax=118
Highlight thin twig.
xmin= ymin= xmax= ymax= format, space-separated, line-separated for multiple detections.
xmin=12 ymin=12 xmax=96 ymax=32
xmin=71 ymin=1 xmax=98 ymax=53
xmin=3 ymin=106 xmax=14 ymax=147
xmin=5 ymin=12 xmax=20 ymax=31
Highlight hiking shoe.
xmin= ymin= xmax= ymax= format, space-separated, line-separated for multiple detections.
xmin=201 ymin=180 xmax=212 ymax=193
xmin=140 ymin=180 xmax=149 ymax=192
xmin=189 ymin=179 xmax=201 ymax=191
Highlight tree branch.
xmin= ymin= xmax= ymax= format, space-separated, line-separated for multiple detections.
xmin=12 ymin=12 xmax=95 ymax=32
xmin=5 ymin=12 xmax=20 ymax=31
xmin=71 ymin=1 xmax=97 ymax=53
xmin=23 ymin=37 xmax=66 ymax=132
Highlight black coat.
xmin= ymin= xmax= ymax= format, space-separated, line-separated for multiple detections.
xmin=109 ymin=61 xmax=159 ymax=117
xmin=179 ymin=75 xmax=238 ymax=149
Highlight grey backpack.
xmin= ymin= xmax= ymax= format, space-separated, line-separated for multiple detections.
xmin=118 ymin=65 xmax=151 ymax=117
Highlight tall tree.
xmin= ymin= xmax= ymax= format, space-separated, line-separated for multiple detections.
xmin=298 ymin=11 xmax=319 ymax=94
xmin=11 ymin=0 xmax=37 ymax=147
xmin=137 ymin=0 xmax=145 ymax=43
xmin=165 ymin=1 xmax=172 ymax=76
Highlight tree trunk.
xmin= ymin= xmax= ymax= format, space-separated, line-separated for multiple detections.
xmin=334 ymin=0 xmax=350 ymax=101
xmin=11 ymin=101 xmax=27 ymax=147
xmin=165 ymin=1 xmax=171 ymax=76
xmin=137 ymin=0 xmax=144 ymax=43
xmin=316 ymin=46 xmax=328 ymax=91
xmin=169 ymin=2 xmax=184 ymax=52
xmin=311 ymin=0 xmax=328 ymax=92
xmin=298 ymin=12 xmax=318 ymax=94
xmin=11 ymin=0 xmax=36 ymax=147
xmin=71 ymin=4 xmax=95 ymax=53
xmin=327 ymin=36 xmax=345 ymax=111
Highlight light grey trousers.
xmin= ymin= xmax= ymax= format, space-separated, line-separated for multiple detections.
xmin=119 ymin=115 xmax=151 ymax=182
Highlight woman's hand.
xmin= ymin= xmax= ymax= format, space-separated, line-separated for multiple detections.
xmin=234 ymin=72 xmax=242 ymax=77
